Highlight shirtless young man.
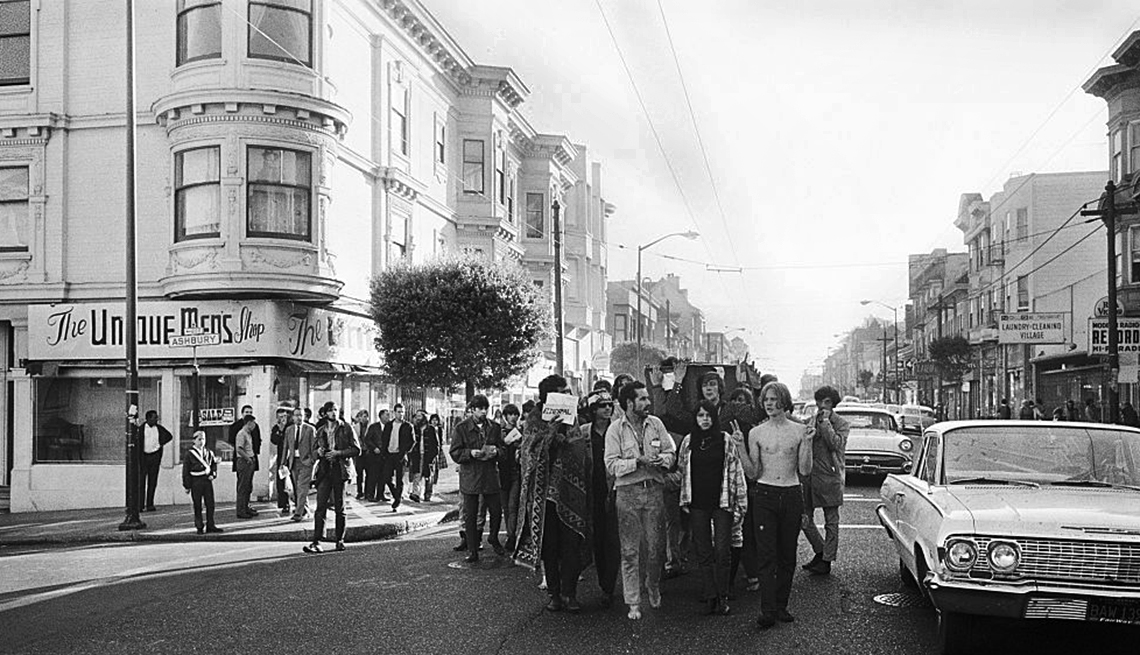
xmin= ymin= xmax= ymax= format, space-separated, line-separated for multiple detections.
xmin=737 ymin=381 xmax=813 ymax=630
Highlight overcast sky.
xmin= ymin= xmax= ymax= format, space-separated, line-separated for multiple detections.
xmin=429 ymin=0 xmax=1139 ymax=387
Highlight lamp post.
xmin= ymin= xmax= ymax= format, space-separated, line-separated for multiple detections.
xmin=636 ymin=230 xmax=699 ymax=374
xmin=862 ymin=299 xmax=900 ymax=404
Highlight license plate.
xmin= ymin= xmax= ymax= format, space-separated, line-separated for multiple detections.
xmin=1086 ymin=598 xmax=1140 ymax=625
xmin=860 ymin=465 xmax=879 ymax=474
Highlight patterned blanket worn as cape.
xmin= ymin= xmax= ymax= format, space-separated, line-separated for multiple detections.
xmin=514 ymin=407 xmax=593 ymax=570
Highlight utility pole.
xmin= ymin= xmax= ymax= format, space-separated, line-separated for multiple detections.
xmin=118 ymin=0 xmax=144 ymax=532
xmin=1082 ymin=180 xmax=1139 ymax=424
xmin=930 ymin=294 xmax=950 ymax=419
xmin=552 ymin=199 xmax=564 ymax=377
xmin=877 ymin=328 xmax=892 ymax=404
xmin=665 ymin=299 xmax=672 ymax=351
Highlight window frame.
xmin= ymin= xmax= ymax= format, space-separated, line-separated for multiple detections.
xmin=1112 ymin=128 xmax=1125 ymax=183
xmin=247 ymin=0 xmax=312 ymax=67
xmin=434 ymin=115 xmax=446 ymax=165
xmin=175 ymin=0 xmax=222 ymax=66
xmin=1016 ymin=275 xmax=1029 ymax=312
xmin=0 ymin=164 xmax=30 ymax=252
xmin=1015 ymin=208 xmax=1028 ymax=243
xmin=525 ymin=192 xmax=544 ymax=239
xmin=462 ymin=139 xmax=485 ymax=195
xmin=1130 ymin=225 xmax=1140 ymax=285
xmin=245 ymin=145 xmax=313 ymax=242
xmin=390 ymin=85 xmax=408 ymax=157
xmin=0 ymin=0 xmax=31 ymax=86
xmin=173 ymin=146 xmax=222 ymax=242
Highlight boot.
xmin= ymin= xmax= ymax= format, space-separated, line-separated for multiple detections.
xmin=802 ymin=551 xmax=823 ymax=571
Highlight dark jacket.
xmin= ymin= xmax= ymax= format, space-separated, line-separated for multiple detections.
xmin=136 ymin=422 xmax=173 ymax=454
xmin=315 ymin=420 xmax=361 ymax=483
xmin=363 ymin=422 xmax=385 ymax=457
xmin=181 ymin=445 xmax=217 ymax=489
xmin=805 ymin=410 xmax=850 ymax=507
xmin=381 ymin=420 xmax=415 ymax=460
xmin=449 ymin=416 xmax=505 ymax=494
xmin=420 ymin=424 xmax=441 ymax=476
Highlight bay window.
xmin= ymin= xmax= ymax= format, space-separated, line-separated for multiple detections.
xmin=249 ymin=0 xmax=311 ymax=66
xmin=462 ymin=139 xmax=484 ymax=194
xmin=247 ymin=146 xmax=312 ymax=240
xmin=174 ymin=147 xmax=221 ymax=241
xmin=176 ymin=0 xmax=221 ymax=65
xmin=525 ymin=192 xmax=544 ymax=238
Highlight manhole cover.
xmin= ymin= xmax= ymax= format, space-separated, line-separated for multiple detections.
xmin=873 ymin=592 xmax=928 ymax=608
xmin=447 ymin=556 xmax=516 ymax=570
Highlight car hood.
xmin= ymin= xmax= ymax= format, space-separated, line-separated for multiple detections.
xmin=846 ymin=430 xmax=905 ymax=449
xmin=945 ymin=486 xmax=1140 ymax=536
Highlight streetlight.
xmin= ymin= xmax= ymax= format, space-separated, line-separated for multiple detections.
xmin=861 ymin=299 xmax=900 ymax=404
xmin=637 ymin=230 xmax=699 ymax=373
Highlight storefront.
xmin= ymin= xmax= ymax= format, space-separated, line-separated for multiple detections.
xmin=1033 ymin=352 xmax=1109 ymax=421
xmin=11 ymin=299 xmax=393 ymax=512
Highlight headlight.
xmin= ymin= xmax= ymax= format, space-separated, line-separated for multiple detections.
xmin=945 ymin=539 xmax=977 ymax=571
xmin=988 ymin=541 xmax=1020 ymax=572
xmin=899 ymin=439 xmax=913 ymax=452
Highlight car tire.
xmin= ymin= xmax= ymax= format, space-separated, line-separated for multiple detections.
xmin=899 ymin=558 xmax=918 ymax=589
xmin=936 ymin=610 xmax=975 ymax=655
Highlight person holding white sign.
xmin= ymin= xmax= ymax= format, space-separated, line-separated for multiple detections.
xmin=515 ymin=375 xmax=593 ymax=613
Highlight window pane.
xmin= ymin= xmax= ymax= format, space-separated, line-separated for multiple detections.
xmin=249 ymin=4 xmax=310 ymax=65
xmin=0 ymin=1 xmax=30 ymax=35
xmin=35 ymin=377 xmax=159 ymax=464
xmin=526 ymin=193 xmax=544 ymax=238
xmin=177 ymin=185 xmax=220 ymax=238
xmin=176 ymin=148 xmax=219 ymax=186
xmin=0 ymin=35 xmax=29 ymax=84
xmin=0 ymin=201 xmax=27 ymax=249
xmin=177 ymin=4 xmax=221 ymax=65
xmin=0 ymin=167 xmax=28 ymax=200
xmin=248 ymin=184 xmax=310 ymax=238
xmin=249 ymin=147 xmax=283 ymax=183
xmin=280 ymin=149 xmax=310 ymax=185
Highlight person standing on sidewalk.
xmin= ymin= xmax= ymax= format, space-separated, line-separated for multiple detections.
xmin=234 ymin=415 xmax=258 ymax=519
xmin=381 ymin=403 xmax=414 ymax=511
xmin=304 ymin=402 xmax=360 ymax=554
xmin=269 ymin=407 xmax=292 ymax=516
xmin=420 ymin=410 xmax=441 ymax=502
xmin=499 ymin=404 xmax=523 ymax=552
xmin=352 ymin=409 xmax=371 ymax=500
xmin=408 ymin=409 xmax=426 ymax=502
xmin=740 ymin=381 xmax=813 ymax=630
xmin=516 ymin=376 xmax=593 ymax=613
xmin=138 ymin=410 xmax=173 ymax=512
xmin=605 ymin=380 xmax=676 ymax=620
xmin=362 ymin=408 xmax=390 ymax=502
xmin=450 ymin=394 xmax=505 ymax=563
xmin=283 ymin=407 xmax=318 ymax=522
xmin=800 ymin=386 xmax=849 ymax=577
xmin=182 ymin=430 xmax=223 ymax=534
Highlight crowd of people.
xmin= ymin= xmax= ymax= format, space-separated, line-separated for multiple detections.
xmin=448 ymin=366 xmax=852 ymax=631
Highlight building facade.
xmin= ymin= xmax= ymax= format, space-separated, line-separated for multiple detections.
xmin=0 ymin=0 xmax=615 ymax=510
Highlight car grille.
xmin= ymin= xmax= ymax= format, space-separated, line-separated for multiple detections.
xmin=845 ymin=453 xmax=907 ymax=468
xmin=972 ymin=536 xmax=1140 ymax=585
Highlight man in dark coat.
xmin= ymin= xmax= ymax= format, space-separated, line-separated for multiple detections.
xmin=381 ymin=403 xmax=415 ymax=511
xmin=419 ymin=410 xmax=441 ymax=502
xmin=269 ymin=407 xmax=292 ymax=516
xmin=362 ymin=409 xmax=390 ymax=501
xmin=450 ymin=394 xmax=505 ymax=563
xmin=303 ymin=402 xmax=360 ymax=554
xmin=800 ymin=386 xmax=850 ymax=576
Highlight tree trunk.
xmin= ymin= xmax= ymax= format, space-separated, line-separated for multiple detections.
xmin=465 ymin=378 xmax=475 ymax=403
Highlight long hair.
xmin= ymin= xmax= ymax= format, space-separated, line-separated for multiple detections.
xmin=692 ymin=399 xmax=722 ymax=441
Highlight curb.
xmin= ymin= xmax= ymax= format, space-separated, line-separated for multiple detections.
xmin=0 ymin=507 xmax=462 ymax=546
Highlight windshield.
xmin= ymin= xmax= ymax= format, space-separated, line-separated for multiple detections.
xmin=837 ymin=411 xmax=896 ymax=432
xmin=943 ymin=425 xmax=1140 ymax=486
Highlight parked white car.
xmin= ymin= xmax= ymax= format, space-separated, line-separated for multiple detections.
xmin=877 ymin=420 xmax=1140 ymax=654
xmin=835 ymin=406 xmax=914 ymax=475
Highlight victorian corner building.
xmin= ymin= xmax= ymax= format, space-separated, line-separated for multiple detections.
xmin=0 ymin=0 xmax=615 ymax=511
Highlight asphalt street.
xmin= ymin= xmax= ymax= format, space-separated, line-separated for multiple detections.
xmin=0 ymin=477 xmax=1135 ymax=655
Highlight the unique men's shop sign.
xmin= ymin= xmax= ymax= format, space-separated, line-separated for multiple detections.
xmin=28 ymin=300 xmax=380 ymax=367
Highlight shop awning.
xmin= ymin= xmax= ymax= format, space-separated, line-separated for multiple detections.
xmin=271 ymin=359 xmax=386 ymax=376
xmin=25 ymin=358 xmax=263 ymax=374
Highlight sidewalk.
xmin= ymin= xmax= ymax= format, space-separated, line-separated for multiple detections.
xmin=0 ymin=467 xmax=461 ymax=546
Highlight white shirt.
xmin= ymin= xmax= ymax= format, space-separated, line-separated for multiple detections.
xmin=143 ymin=424 xmax=161 ymax=454
xmin=388 ymin=421 xmax=403 ymax=453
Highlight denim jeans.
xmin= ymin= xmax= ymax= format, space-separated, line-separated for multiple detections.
xmin=690 ymin=506 xmax=733 ymax=600
xmin=616 ymin=480 xmax=665 ymax=606
xmin=501 ymin=477 xmax=521 ymax=547
xmin=751 ymin=483 xmax=804 ymax=614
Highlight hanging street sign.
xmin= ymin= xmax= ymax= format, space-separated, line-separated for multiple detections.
xmin=997 ymin=313 xmax=1066 ymax=344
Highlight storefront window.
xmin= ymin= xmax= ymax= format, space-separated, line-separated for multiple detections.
xmin=178 ymin=374 xmax=246 ymax=461
xmin=308 ymin=374 xmax=342 ymax=419
xmin=275 ymin=368 xmax=302 ymax=410
xmin=345 ymin=378 xmax=371 ymax=419
xmin=34 ymin=376 xmax=160 ymax=463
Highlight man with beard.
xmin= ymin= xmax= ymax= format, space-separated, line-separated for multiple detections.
xmin=303 ymin=402 xmax=360 ymax=554
xmin=580 ymin=389 xmax=620 ymax=607
xmin=515 ymin=375 xmax=593 ymax=613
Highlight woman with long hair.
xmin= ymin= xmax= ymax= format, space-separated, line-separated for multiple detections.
xmin=678 ymin=399 xmax=748 ymax=615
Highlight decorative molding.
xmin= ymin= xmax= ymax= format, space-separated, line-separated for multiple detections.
xmin=243 ymin=247 xmax=315 ymax=270
xmin=167 ymin=113 xmax=344 ymax=139
xmin=170 ymin=248 xmax=221 ymax=273
xmin=0 ymin=258 xmax=30 ymax=284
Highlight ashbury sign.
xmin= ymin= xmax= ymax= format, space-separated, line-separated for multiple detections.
xmin=28 ymin=300 xmax=380 ymax=367
xmin=997 ymin=313 xmax=1066 ymax=344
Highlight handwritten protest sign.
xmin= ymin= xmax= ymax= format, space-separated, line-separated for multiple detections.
xmin=541 ymin=393 xmax=579 ymax=425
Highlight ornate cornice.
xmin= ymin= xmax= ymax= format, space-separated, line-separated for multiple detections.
xmin=1113 ymin=30 xmax=1140 ymax=69
xmin=1083 ymin=63 xmax=1138 ymax=100
xmin=152 ymin=90 xmax=350 ymax=137
xmin=378 ymin=166 xmax=426 ymax=202
xmin=0 ymin=113 xmax=63 ymax=145
xmin=531 ymin=134 xmax=577 ymax=167
xmin=376 ymin=0 xmax=475 ymax=87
